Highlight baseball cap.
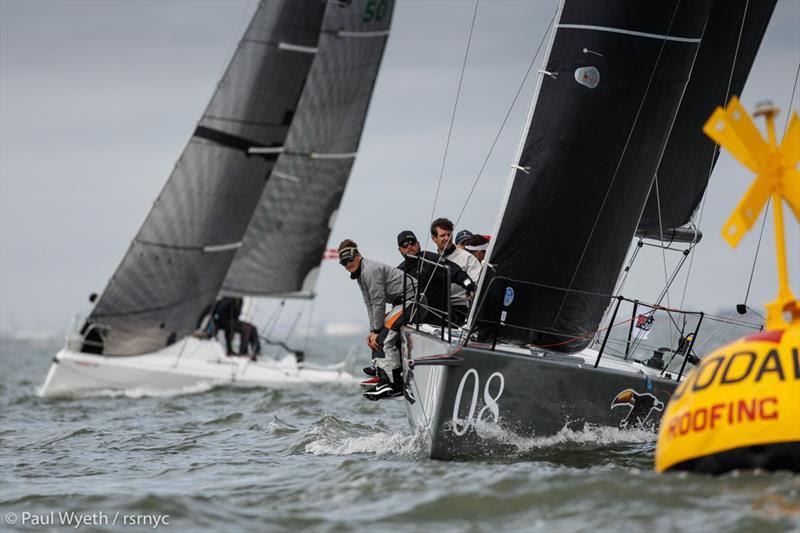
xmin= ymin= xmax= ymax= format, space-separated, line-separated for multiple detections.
xmin=455 ymin=229 xmax=473 ymax=245
xmin=397 ymin=230 xmax=417 ymax=247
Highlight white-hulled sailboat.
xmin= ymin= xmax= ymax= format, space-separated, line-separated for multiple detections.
xmin=41 ymin=0 xmax=395 ymax=397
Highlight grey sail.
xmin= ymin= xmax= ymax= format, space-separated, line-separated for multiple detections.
xmin=222 ymin=0 xmax=394 ymax=297
xmin=473 ymin=0 xmax=718 ymax=352
xmin=86 ymin=1 xmax=326 ymax=356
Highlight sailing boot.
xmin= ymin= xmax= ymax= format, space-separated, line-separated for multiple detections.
xmin=362 ymin=368 xmax=403 ymax=401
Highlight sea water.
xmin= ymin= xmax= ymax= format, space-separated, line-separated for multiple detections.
xmin=1 ymin=338 xmax=797 ymax=532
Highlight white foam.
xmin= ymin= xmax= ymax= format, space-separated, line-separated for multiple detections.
xmin=469 ymin=419 xmax=656 ymax=453
xmin=305 ymin=431 xmax=421 ymax=456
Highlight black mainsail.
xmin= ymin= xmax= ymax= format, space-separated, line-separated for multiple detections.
xmin=222 ymin=0 xmax=394 ymax=297
xmin=473 ymin=0 xmax=773 ymax=352
xmin=637 ymin=0 xmax=777 ymax=238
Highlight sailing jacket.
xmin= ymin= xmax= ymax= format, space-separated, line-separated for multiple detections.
xmin=352 ymin=258 xmax=416 ymax=332
xmin=397 ymin=252 xmax=475 ymax=315
xmin=441 ymin=246 xmax=482 ymax=306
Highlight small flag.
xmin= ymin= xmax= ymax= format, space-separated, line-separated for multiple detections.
xmin=635 ymin=314 xmax=655 ymax=339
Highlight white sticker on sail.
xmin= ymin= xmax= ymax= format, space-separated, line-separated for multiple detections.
xmin=575 ymin=66 xmax=600 ymax=89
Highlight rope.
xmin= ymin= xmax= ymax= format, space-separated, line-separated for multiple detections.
xmin=679 ymin=0 xmax=750 ymax=311
xmin=693 ymin=309 xmax=739 ymax=353
xmin=302 ymin=298 xmax=317 ymax=357
xmin=419 ymin=6 xmax=556 ymax=305
xmin=428 ymin=0 xmax=480 ymax=229
xmin=532 ymin=315 xmax=635 ymax=350
xmin=453 ymin=11 xmax=557 ymax=227
xmin=739 ymin=62 xmax=800 ymax=309
xmin=653 ymin=172 xmax=677 ymax=348
xmin=742 ymin=198 xmax=771 ymax=307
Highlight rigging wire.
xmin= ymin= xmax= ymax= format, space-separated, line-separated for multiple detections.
xmin=302 ymin=298 xmax=317 ymax=357
xmin=428 ymin=0 xmax=480 ymax=235
xmin=453 ymin=12 xmax=557 ymax=228
xmin=652 ymin=172 xmax=677 ymax=348
xmin=418 ymin=4 xmax=554 ymax=304
xmin=678 ymin=0 xmax=750 ymax=312
xmin=742 ymin=198 xmax=771 ymax=308
xmin=742 ymin=60 xmax=800 ymax=311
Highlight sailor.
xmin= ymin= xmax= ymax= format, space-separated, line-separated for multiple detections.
xmin=430 ymin=218 xmax=482 ymax=321
xmin=338 ymin=239 xmax=420 ymax=400
xmin=236 ymin=320 xmax=261 ymax=361
xmin=80 ymin=293 xmax=104 ymax=354
xmin=212 ymin=296 xmax=243 ymax=356
xmin=454 ymin=229 xmax=474 ymax=250
xmin=463 ymin=234 xmax=490 ymax=263
xmin=397 ymin=230 xmax=475 ymax=326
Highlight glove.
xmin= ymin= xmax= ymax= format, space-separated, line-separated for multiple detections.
xmin=464 ymin=280 xmax=476 ymax=296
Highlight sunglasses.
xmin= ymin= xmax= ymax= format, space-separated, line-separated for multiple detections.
xmin=400 ymin=239 xmax=417 ymax=248
xmin=339 ymin=257 xmax=355 ymax=266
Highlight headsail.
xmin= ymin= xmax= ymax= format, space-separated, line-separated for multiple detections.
xmin=222 ymin=0 xmax=394 ymax=298
xmin=637 ymin=0 xmax=776 ymax=238
xmin=474 ymin=0 xmax=721 ymax=351
xmin=86 ymin=1 xmax=326 ymax=355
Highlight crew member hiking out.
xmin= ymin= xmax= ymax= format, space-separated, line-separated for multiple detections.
xmin=396 ymin=230 xmax=475 ymax=327
xmin=338 ymin=239 xmax=422 ymax=401
xmin=430 ymin=218 xmax=482 ymax=324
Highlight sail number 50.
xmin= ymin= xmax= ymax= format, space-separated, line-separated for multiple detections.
xmin=451 ymin=369 xmax=505 ymax=436
xmin=362 ymin=0 xmax=389 ymax=23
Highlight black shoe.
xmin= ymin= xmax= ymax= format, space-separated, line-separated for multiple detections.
xmin=362 ymin=368 xmax=404 ymax=401
xmin=362 ymin=365 xmax=377 ymax=377
xmin=362 ymin=381 xmax=403 ymax=401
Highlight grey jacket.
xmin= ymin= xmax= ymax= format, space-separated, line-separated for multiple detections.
xmin=354 ymin=258 xmax=416 ymax=332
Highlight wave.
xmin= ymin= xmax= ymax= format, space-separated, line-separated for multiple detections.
xmin=294 ymin=413 xmax=422 ymax=457
xmin=38 ymin=381 xmax=223 ymax=400
xmin=305 ymin=430 xmax=421 ymax=457
xmin=470 ymin=419 xmax=656 ymax=452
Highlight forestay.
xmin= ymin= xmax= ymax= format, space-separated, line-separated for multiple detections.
xmin=474 ymin=0 xmax=727 ymax=352
xmin=222 ymin=0 xmax=394 ymax=297
xmin=86 ymin=1 xmax=326 ymax=355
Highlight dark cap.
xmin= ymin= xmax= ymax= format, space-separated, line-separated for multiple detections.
xmin=397 ymin=230 xmax=417 ymax=247
xmin=338 ymin=246 xmax=358 ymax=265
xmin=455 ymin=229 xmax=473 ymax=245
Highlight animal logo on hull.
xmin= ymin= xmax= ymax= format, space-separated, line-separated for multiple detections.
xmin=611 ymin=389 xmax=665 ymax=429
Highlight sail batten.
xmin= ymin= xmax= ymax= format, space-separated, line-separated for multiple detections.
xmin=223 ymin=0 xmax=394 ymax=297
xmin=87 ymin=1 xmax=328 ymax=356
xmin=557 ymin=24 xmax=702 ymax=43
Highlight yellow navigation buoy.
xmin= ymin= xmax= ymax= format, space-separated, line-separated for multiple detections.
xmin=655 ymin=98 xmax=800 ymax=474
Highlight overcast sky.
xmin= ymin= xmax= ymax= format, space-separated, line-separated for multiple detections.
xmin=1 ymin=0 xmax=798 ymax=338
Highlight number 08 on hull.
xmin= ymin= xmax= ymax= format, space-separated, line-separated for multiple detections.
xmin=403 ymin=328 xmax=678 ymax=460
